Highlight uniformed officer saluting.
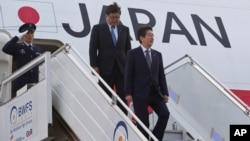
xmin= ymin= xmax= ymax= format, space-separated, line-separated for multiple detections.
xmin=2 ymin=23 xmax=43 ymax=95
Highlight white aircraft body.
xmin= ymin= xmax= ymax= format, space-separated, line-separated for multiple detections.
xmin=1 ymin=0 xmax=250 ymax=95
xmin=1 ymin=0 xmax=250 ymax=141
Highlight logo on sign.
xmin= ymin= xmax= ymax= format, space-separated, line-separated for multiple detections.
xmin=113 ymin=121 xmax=128 ymax=141
xmin=10 ymin=106 xmax=18 ymax=125
xmin=9 ymin=101 xmax=32 ymax=125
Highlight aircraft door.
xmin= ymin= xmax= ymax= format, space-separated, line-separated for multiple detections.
xmin=0 ymin=29 xmax=12 ymax=102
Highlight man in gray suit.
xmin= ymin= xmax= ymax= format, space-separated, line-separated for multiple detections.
xmin=124 ymin=25 xmax=170 ymax=141
xmin=89 ymin=2 xmax=131 ymax=113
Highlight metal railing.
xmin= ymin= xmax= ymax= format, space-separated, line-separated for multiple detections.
xmin=54 ymin=43 xmax=159 ymax=141
xmin=0 ymin=52 xmax=51 ymax=104
xmin=164 ymin=54 xmax=250 ymax=116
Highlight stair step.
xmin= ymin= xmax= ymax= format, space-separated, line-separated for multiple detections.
xmin=163 ymin=130 xmax=183 ymax=140
xmin=163 ymin=129 xmax=193 ymax=141
xmin=41 ymin=137 xmax=56 ymax=141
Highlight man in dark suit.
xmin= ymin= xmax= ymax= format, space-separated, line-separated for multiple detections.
xmin=2 ymin=23 xmax=43 ymax=96
xmin=124 ymin=25 xmax=170 ymax=141
xmin=89 ymin=2 xmax=131 ymax=113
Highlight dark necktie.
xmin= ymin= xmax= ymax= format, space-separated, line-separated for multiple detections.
xmin=145 ymin=49 xmax=151 ymax=70
xmin=28 ymin=44 xmax=33 ymax=51
xmin=111 ymin=27 xmax=117 ymax=45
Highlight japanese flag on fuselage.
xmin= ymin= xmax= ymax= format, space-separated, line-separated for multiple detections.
xmin=0 ymin=0 xmax=57 ymax=33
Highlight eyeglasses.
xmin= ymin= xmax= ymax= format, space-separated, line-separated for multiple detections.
xmin=108 ymin=15 xmax=120 ymax=20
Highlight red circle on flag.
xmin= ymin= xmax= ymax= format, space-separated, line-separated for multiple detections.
xmin=18 ymin=6 xmax=40 ymax=24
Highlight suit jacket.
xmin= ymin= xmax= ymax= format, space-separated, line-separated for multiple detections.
xmin=2 ymin=36 xmax=43 ymax=91
xmin=89 ymin=23 xmax=131 ymax=75
xmin=124 ymin=46 xmax=169 ymax=100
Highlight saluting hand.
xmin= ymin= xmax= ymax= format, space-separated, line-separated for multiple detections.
xmin=17 ymin=30 xmax=28 ymax=40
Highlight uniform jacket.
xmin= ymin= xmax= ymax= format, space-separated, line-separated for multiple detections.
xmin=2 ymin=36 xmax=43 ymax=91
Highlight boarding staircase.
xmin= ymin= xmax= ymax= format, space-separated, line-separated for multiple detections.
xmin=161 ymin=55 xmax=250 ymax=141
xmin=1 ymin=29 xmax=250 ymax=140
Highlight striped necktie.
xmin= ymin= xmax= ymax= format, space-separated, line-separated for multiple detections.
xmin=145 ymin=49 xmax=151 ymax=70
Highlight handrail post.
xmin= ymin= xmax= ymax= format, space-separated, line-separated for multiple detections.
xmin=0 ymin=52 xmax=51 ymax=103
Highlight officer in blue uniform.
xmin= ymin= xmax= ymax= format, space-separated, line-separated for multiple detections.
xmin=2 ymin=23 xmax=43 ymax=95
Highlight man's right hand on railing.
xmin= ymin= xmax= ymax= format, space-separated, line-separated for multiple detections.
xmin=91 ymin=67 xmax=99 ymax=75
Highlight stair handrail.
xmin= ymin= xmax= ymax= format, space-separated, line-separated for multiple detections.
xmin=164 ymin=54 xmax=250 ymax=116
xmin=52 ymin=43 xmax=159 ymax=141
xmin=0 ymin=52 xmax=51 ymax=104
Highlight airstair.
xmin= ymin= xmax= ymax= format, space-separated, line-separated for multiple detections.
xmin=0 ymin=38 xmax=156 ymax=140
xmin=161 ymin=55 xmax=250 ymax=141
xmin=1 ymin=28 xmax=250 ymax=141
xmin=0 ymin=52 xmax=52 ymax=141
xmin=43 ymin=44 xmax=155 ymax=140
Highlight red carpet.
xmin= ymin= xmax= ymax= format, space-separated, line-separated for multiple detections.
xmin=231 ymin=89 xmax=250 ymax=107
